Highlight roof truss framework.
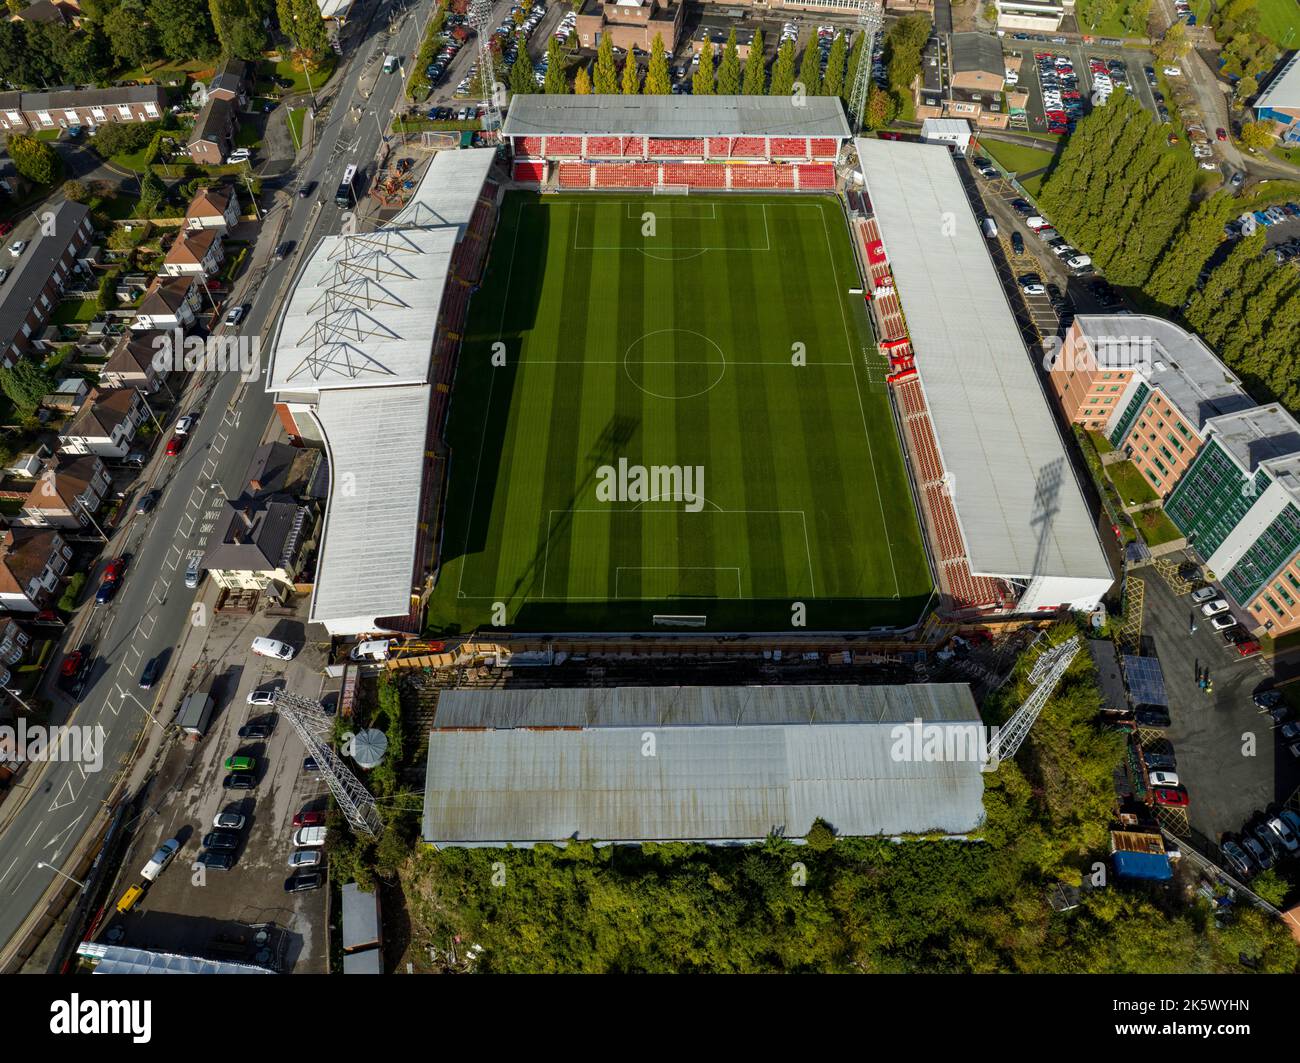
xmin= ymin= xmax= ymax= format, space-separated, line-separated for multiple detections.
xmin=290 ymin=308 xmax=404 ymax=381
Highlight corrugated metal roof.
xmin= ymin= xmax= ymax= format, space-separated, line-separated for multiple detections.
xmin=503 ymin=95 xmax=852 ymax=138
xmin=78 ymin=942 xmax=273 ymax=974
xmin=423 ymin=684 xmax=986 ymax=845
xmin=856 ymin=137 xmax=1110 ymax=583
xmin=341 ymin=882 xmax=381 ymax=951
xmin=433 ymin=683 xmax=979 ymax=728
xmin=1257 ymin=51 xmax=1300 ymax=111
xmin=308 ymin=385 xmax=430 ymax=630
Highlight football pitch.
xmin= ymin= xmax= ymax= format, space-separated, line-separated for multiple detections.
xmin=427 ymin=192 xmax=933 ymax=633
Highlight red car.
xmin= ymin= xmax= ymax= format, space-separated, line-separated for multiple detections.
xmin=60 ymin=652 xmax=84 ymax=678
xmin=1153 ymin=786 xmax=1189 ymax=808
xmin=103 ymin=557 xmax=127 ymax=582
xmin=292 ymin=810 xmax=326 ymax=828
xmin=165 ymin=434 xmax=183 ymax=457
xmin=1216 ymin=127 xmax=1227 ymax=141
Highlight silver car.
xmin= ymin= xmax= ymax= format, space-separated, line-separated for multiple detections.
xmin=288 ymin=848 xmax=322 ymax=868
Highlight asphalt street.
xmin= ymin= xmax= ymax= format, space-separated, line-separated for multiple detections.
xmin=0 ymin=0 xmax=433 ymax=953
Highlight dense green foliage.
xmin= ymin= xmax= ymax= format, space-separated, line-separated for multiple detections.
xmin=645 ymin=35 xmax=670 ymax=96
xmin=694 ymin=38 xmax=715 ymax=96
xmin=594 ymin=35 xmax=617 ymax=95
xmin=822 ymin=32 xmax=847 ymax=100
xmin=543 ymin=36 xmax=567 ymax=94
xmin=0 ymin=359 xmax=58 ymax=418
xmin=742 ymin=29 xmax=766 ymax=95
xmin=796 ymin=34 xmax=821 ymax=97
xmin=768 ymin=39 xmax=796 ymax=97
xmin=1038 ymin=94 xmax=1194 ymax=288
xmin=716 ymin=31 xmax=741 ymax=96
xmin=7 ymin=134 xmax=60 ymax=186
xmin=398 ymin=625 xmax=1299 ymax=972
xmin=882 ymin=14 xmax=930 ymax=109
xmin=621 ymin=53 xmax=639 ymax=95
xmin=1213 ymin=0 xmax=1284 ymax=81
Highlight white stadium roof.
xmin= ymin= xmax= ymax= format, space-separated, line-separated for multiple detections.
xmin=423 ymin=685 xmax=987 ymax=846
xmin=266 ymin=148 xmax=496 ymax=635
xmin=502 ymin=95 xmax=852 ymax=139
xmin=1256 ymin=51 xmax=1300 ymax=112
xmin=856 ymin=137 xmax=1110 ymax=586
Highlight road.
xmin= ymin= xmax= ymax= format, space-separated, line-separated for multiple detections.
xmin=0 ymin=0 xmax=433 ymax=954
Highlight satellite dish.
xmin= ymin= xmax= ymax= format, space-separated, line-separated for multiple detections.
xmin=352 ymin=728 xmax=388 ymax=769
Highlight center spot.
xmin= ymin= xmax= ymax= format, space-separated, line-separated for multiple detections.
xmin=623 ymin=329 xmax=727 ymax=400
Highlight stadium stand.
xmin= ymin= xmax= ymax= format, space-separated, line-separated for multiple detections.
xmin=797 ymin=164 xmax=835 ymax=189
xmin=648 ymin=137 xmax=706 ymax=157
xmin=585 ymin=135 xmax=623 ymax=155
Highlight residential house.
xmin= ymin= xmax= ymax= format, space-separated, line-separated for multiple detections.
xmin=14 ymin=85 xmax=165 ymax=134
xmin=187 ymin=97 xmax=238 ymax=166
xmin=57 ymin=386 xmax=147 ymax=457
xmin=184 ymin=186 xmax=239 ymax=233
xmin=101 ymin=328 xmax=168 ymax=391
xmin=0 ymin=528 xmax=73 ymax=613
xmin=0 ymin=618 xmax=31 ymax=671
xmin=202 ymin=442 xmax=325 ymax=596
xmin=0 ymin=91 xmax=24 ymax=133
xmin=163 ymin=228 xmax=224 ymax=278
xmin=1256 ymin=51 xmax=1300 ymax=146
xmin=131 ymin=275 xmax=202 ymax=331
xmin=0 ymin=200 xmax=93 ymax=369
xmin=208 ymin=59 xmax=252 ymax=107
xmin=16 ymin=453 xmax=111 ymax=530
xmin=14 ymin=0 xmax=77 ymax=24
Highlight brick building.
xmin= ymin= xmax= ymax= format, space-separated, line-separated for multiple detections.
xmin=0 ymin=85 xmax=165 ymax=134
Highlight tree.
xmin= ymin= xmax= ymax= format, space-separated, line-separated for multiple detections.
xmin=1239 ymin=119 xmax=1274 ymax=151
xmin=137 ymin=170 xmax=166 ymax=216
xmin=1143 ymin=194 xmax=1234 ymax=311
xmin=1155 ymin=21 xmax=1189 ymax=66
xmin=885 ymin=15 xmax=929 ymax=99
xmin=621 ymin=54 xmax=640 ymax=95
xmin=543 ymin=36 xmax=567 ymax=94
xmin=822 ymin=31 xmax=846 ymax=98
xmin=594 ymin=34 xmax=617 ymax=94
xmin=63 ymin=179 xmax=90 ymax=203
xmin=574 ymin=64 xmax=591 ymax=94
xmin=769 ymin=38 xmax=795 ymax=97
xmin=104 ymin=0 xmax=158 ymax=68
xmin=645 ymin=34 xmax=670 ymax=95
xmin=863 ymin=84 xmax=896 ymax=130
xmin=61 ymin=23 xmax=112 ymax=84
xmin=0 ymin=358 xmax=57 ymax=417
xmin=843 ymin=30 xmax=865 ymax=106
xmin=796 ymin=33 xmax=820 ymax=97
xmin=1235 ymin=74 xmax=1258 ymax=102
xmin=91 ymin=120 xmax=158 ymax=159
xmin=291 ymin=0 xmax=329 ymax=56
xmin=716 ymin=30 xmax=740 ymax=95
xmin=149 ymin=0 xmax=218 ymax=60
xmin=693 ymin=37 xmax=715 ymax=96
xmin=742 ymin=29 xmax=765 ymax=95
xmin=509 ymin=34 xmax=535 ymax=96
xmin=805 ymin=818 xmax=836 ymax=851
xmin=8 ymin=134 xmax=59 ymax=186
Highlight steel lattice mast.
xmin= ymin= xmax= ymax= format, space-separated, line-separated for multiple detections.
xmin=847 ymin=1 xmax=884 ymax=132
xmin=470 ymin=0 xmax=502 ymax=133
xmin=274 ymin=691 xmax=384 ymax=837
xmin=992 ymin=635 xmax=1081 ymax=764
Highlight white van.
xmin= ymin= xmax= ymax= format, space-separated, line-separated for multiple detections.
xmin=293 ymin=826 xmax=327 ymax=847
xmin=140 ymin=838 xmax=180 ymax=882
xmin=981 ymin=216 xmax=998 ymax=239
xmin=1025 ymin=216 xmax=1048 ymax=231
xmin=251 ymin=636 xmax=296 ymax=660
xmin=349 ymin=639 xmax=390 ymax=661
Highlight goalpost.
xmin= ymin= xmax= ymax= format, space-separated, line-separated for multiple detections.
xmin=652 ymin=184 xmax=690 ymax=196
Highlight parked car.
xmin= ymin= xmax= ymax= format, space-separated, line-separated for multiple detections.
xmin=1220 ymin=839 xmax=1255 ymax=878
xmin=1251 ymin=822 xmax=1282 ymax=860
xmin=1200 ymin=599 xmax=1230 ymax=616
xmin=1266 ymin=814 xmax=1298 ymax=853
xmin=284 ymin=872 xmax=323 ymax=893
xmin=223 ymin=773 xmax=256 ymax=790
xmin=201 ymin=830 xmax=240 ymax=851
xmin=1252 ymin=689 xmax=1284 ymax=711
xmin=184 ymin=556 xmax=203 ymax=589
xmin=247 ymin=688 xmax=277 ymax=706
xmin=1143 ymin=750 xmax=1176 ymax=771
xmin=1019 ymin=275 xmax=1046 ymax=296
xmin=94 ymin=578 xmax=120 ymax=606
xmin=274 ymin=240 xmax=294 ymax=260
xmin=289 ymin=849 xmax=322 ymax=868
xmin=164 ymin=434 xmax=183 ymax=457
xmin=293 ymin=826 xmax=327 ymax=847
xmin=9 ymin=240 xmax=26 ymax=257
xmin=196 ymin=851 xmax=234 ymax=870
xmin=140 ymin=838 xmax=181 ymax=881
xmin=1241 ymin=832 xmax=1274 ymax=869
xmin=1191 ymin=585 xmax=1218 ymax=603
xmin=174 ymin=413 xmax=197 ymax=435
xmin=1148 ymin=770 xmax=1180 ymax=788
xmin=1011 ymin=231 xmax=1024 ymax=255
xmin=1135 ymin=707 xmax=1171 ymax=728
xmin=224 ymin=304 xmax=245 ymax=327
xmin=293 ymin=810 xmax=326 ymax=828
xmin=139 ymin=656 xmax=162 ymax=689
xmin=1152 ymin=786 xmax=1189 ymax=807
xmin=303 ymin=756 xmax=320 ymax=772
xmin=299 ymin=181 xmax=316 ymax=198
xmin=238 ymin=717 xmax=274 ymax=739
xmin=250 ymin=636 xmax=296 ymax=660
xmin=213 ymin=812 xmax=246 ymax=830
xmin=224 ymin=754 xmax=256 ymax=772
xmin=1210 ymin=614 xmax=1236 ymax=631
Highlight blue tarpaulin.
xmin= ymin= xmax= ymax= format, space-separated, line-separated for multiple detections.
xmin=1113 ymin=850 xmax=1173 ymax=881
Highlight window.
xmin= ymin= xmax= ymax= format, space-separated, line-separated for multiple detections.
xmin=117 ymin=105 xmax=132 ymax=119
xmin=91 ymin=107 xmax=105 ymax=121
xmin=144 ymin=103 xmax=158 ymax=117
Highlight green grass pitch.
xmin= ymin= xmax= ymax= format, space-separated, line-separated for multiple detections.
xmin=426 ymin=192 xmax=934 ymax=633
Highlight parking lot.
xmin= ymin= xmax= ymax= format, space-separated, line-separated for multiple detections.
xmin=97 ymin=596 xmax=336 ymax=973
xmin=1136 ymin=557 xmax=1300 ymax=867
xmin=1012 ymin=39 xmax=1163 ymax=138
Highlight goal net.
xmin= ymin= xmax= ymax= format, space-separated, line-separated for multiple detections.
xmin=652 ymin=184 xmax=690 ymax=196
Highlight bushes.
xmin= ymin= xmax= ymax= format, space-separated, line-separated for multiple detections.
xmin=91 ymin=120 xmax=160 ymax=160
xmin=96 ymin=266 xmax=122 ymax=312
xmin=8 ymin=133 xmax=60 ymax=185
xmin=58 ymin=573 xmax=86 ymax=613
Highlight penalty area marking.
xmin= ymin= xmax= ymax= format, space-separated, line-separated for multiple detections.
xmin=570 ymin=202 xmax=771 ymax=252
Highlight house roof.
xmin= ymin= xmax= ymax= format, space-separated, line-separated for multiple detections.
xmin=0 ymin=527 xmax=60 ymax=596
xmin=241 ymin=441 xmax=325 ymax=500
xmin=21 ymin=85 xmax=165 ymax=112
xmin=164 ymin=227 xmax=218 ymax=266
xmin=190 ymin=97 xmax=236 ymax=145
xmin=0 ymin=200 xmax=90 ymax=353
xmin=137 ymin=275 xmax=195 ymax=317
xmin=16 ymin=0 xmax=71 ymax=24
xmin=201 ymin=497 xmax=310 ymax=574
xmin=209 ymin=59 xmax=251 ymax=96
xmin=105 ymin=329 xmax=165 ymax=376
xmin=23 ymin=454 xmax=100 ymax=511
xmin=61 ymin=387 xmax=137 ymax=439
xmin=185 ymin=186 xmax=233 ymax=223
xmin=951 ymin=31 xmax=1005 ymax=78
